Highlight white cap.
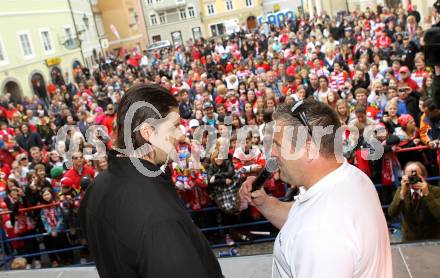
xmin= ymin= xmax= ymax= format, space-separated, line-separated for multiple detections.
xmin=189 ymin=119 xmax=200 ymax=128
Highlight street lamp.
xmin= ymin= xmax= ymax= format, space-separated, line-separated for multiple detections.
xmin=83 ymin=13 xmax=90 ymax=29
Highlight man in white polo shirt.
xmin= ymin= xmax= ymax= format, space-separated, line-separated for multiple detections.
xmin=239 ymin=99 xmax=392 ymax=278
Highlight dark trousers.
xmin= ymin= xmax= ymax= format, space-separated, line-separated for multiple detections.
xmin=43 ymin=232 xmax=73 ymax=264
xmin=18 ymin=230 xmax=41 ymax=263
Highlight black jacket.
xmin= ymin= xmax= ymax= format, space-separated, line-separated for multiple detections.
xmin=179 ymin=101 xmax=193 ymax=120
xmin=433 ymin=75 xmax=440 ymax=109
xmin=405 ymin=91 xmax=422 ymax=126
xmin=16 ymin=132 xmax=43 ymax=151
xmin=207 ymin=159 xmax=235 ymax=188
xmin=79 ymin=150 xmax=223 ymax=278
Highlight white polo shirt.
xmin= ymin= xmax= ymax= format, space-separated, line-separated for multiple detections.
xmin=272 ymin=162 xmax=392 ymax=278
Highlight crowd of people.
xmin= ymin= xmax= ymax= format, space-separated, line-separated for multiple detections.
xmin=1 ymin=3 xmax=440 ymax=269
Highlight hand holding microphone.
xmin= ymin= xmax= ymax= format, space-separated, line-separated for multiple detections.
xmin=238 ymin=158 xmax=279 ymax=211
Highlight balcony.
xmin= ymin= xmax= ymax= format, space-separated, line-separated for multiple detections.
xmin=153 ymin=0 xmax=186 ymax=12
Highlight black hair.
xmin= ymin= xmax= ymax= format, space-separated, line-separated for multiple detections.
xmin=40 ymin=187 xmax=57 ymax=204
xmin=263 ymin=109 xmax=274 ymax=123
xmin=318 ymin=75 xmax=329 ymax=83
xmin=422 ymin=97 xmax=437 ymax=111
xmin=115 ymin=84 xmax=179 ymax=150
xmin=179 ymin=89 xmax=189 ymax=97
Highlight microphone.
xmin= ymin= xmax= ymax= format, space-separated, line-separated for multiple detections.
xmin=251 ymin=157 xmax=279 ymax=192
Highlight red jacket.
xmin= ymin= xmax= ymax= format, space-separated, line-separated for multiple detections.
xmin=403 ymin=77 xmax=420 ymax=92
xmin=376 ymin=36 xmax=391 ymax=48
xmin=63 ymin=165 xmax=95 ymax=191
xmin=103 ymin=114 xmax=116 ymax=137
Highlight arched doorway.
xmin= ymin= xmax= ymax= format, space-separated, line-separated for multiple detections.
xmin=3 ymin=80 xmax=22 ymax=103
xmin=50 ymin=66 xmax=64 ymax=86
xmin=31 ymin=73 xmax=47 ymax=99
xmin=385 ymin=0 xmax=400 ymax=10
xmin=247 ymin=16 xmax=257 ymax=32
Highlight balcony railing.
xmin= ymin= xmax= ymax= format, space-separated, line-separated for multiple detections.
xmin=153 ymin=1 xmax=186 ymax=12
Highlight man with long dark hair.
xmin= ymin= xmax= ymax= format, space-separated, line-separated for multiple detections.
xmin=79 ymin=84 xmax=223 ymax=278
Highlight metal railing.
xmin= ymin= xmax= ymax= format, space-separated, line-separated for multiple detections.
xmin=0 ymin=175 xmax=438 ymax=269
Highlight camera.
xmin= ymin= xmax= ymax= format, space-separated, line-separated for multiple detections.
xmin=408 ymin=170 xmax=422 ymax=185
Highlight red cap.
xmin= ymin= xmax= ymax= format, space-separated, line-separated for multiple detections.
xmin=399 ymin=66 xmax=410 ymax=73
xmin=60 ymin=177 xmax=73 ymax=188
xmin=398 ymin=114 xmax=414 ymax=127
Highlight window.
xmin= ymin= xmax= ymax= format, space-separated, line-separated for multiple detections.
xmin=188 ymin=6 xmax=195 ymax=17
xmin=207 ymin=4 xmax=215 ymax=15
xmin=245 ymin=0 xmax=253 ymax=7
xmin=64 ymin=27 xmax=73 ymax=40
xmin=95 ymin=14 xmax=105 ymax=36
xmin=146 ymin=0 xmax=153 ymax=4
xmin=179 ymin=9 xmax=186 ymax=19
xmin=171 ymin=31 xmax=183 ymax=45
xmin=0 ymin=37 xmax=8 ymax=65
xmin=210 ymin=23 xmax=225 ymax=37
xmin=129 ymin=8 xmax=138 ymax=26
xmin=150 ymin=14 xmax=158 ymax=25
xmin=39 ymin=29 xmax=54 ymax=54
xmin=63 ymin=26 xmax=77 ymax=49
xmin=18 ymin=31 xmax=34 ymax=59
xmin=159 ymin=12 xmax=166 ymax=24
xmin=192 ymin=27 xmax=202 ymax=40
xmin=225 ymin=0 xmax=233 ymax=11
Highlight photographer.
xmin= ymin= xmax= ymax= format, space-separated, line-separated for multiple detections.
xmin=388 ymin=161 xmax=440 ymax=242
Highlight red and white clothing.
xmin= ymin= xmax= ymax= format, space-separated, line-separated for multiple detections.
xmin=237 ymin=69 xmax=251 ymax=81
xmin=63 ymin=166 xmax=95 ymax=191
xmin=232 ymin=146 xmax=266 ymax=176
xmin=376 ymin=35 xmax=392 ymax=49
xmin=310 ymin=67 xmax=329 ymax=78
xmin=224 ymin=98 xmax=241 ymax=114
xmin=411 ymin=69 xmax=430 ymax=89
xmin=402 ymin=77 xmax=420 ymax=92
xmin=329 ymin=71 xmax=348 ymax=92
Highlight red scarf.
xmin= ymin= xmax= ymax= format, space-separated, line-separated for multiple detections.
xmin=43 ymin=206 xmax=58 ymax=230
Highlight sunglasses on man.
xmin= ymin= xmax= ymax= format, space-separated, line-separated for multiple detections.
xmin=291 ymin=100 xmax=315 ymax=144
xmin=398 ymin=87 xmax=410 ymax=93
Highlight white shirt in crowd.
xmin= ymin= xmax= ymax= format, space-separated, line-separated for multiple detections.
xmin=140 ymin=55 xmax=149 ymax=67
xmin=272 ymin=161 xmax=392 ymax=278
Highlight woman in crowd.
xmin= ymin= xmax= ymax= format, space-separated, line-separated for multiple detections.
xmin=335 ymin=99 xmax=353 ymax=125
xmin=40 ymin=187 xmax=72 ymax=267
xmin=395 ymin=114 xmax=424 ymax=168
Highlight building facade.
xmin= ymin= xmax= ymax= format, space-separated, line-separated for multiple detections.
xmin=90 ymin=0 xmax=109 ymax=57
xmin=142 ymin=0 xmax=204 ymax=45
xmin=0 ymin=0 xmax=84 ymax=100
xmin=97 ymin=0 xmax=149 ymax=53
xmin=200 ymin=0 xmax=264 ymax=37
xmin=68 ymin=0 xmax=103 ymax=68
xmin=306 ymin=0 xmax=436 ymax=17
xmin=262 ymin=0 xmax=300 ymax=16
